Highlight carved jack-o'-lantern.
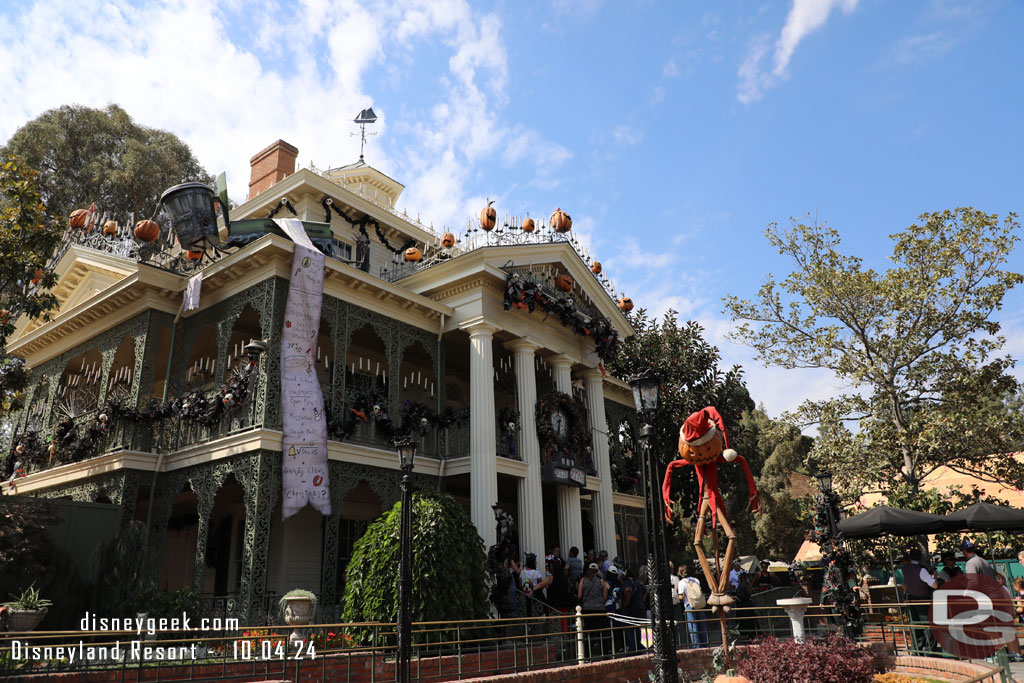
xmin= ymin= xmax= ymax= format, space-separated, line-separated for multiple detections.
xmin=555 ymin=274 xmax=574 ymax=292
xmin=0 ymin=309 xmax=9 ymax=325
xmin=522 ymin=217 xmax=535 ymax=233
xmin=186 ymin=249 xmax=204 ymax=261
xmin=713 ymin=672 xmax=752 ymax=683
xmin=103 ymin=220 xmax=117 ymax=236
xmin=30 ymin=268 xmax=43 ymax=284
xmin=480 ymin=200 xmax=496 ymax=231
xmin=404 ymin=247 xmax=423 ymax=262
xmin=441 ymin=232 xmax=456 ymax=248
xmin=69 ymin=209 xmax=91 ymax=230
xmin=617 ymin=297 xmax=634 ymax=313
xmin=134 ymin=219 xmax=160 ymax=243
xmin=590 ymin=261 xmax=602 ymax=275
xmin=679 ymin=429 xmax=723 ymax=466
xmin=549 ymin=207 xmax=572 ymax=233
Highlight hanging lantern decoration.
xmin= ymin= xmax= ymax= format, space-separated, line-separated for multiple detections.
xmin=480 ymin=200 xmax=497 ymax=231
xmin=186 ymin=249 xmax=204 ymax=261
xmin=404 ymin=247 xmax=423 ymax=262
xmin=103 ymin=220 xmax=118 ymax=237
xmin=159 ymin=182 xmax=220 ymax=251
xmin=30 ymin=268 xmax=43 ymax=285
xmin=555 ymin=274 xmax=574 ymax=292
xmin=522 ymin=217 xmax=535 ymax=233
xmin=617 ymin=297 xmax=634 ymax=313
xmin=549 ymin=207 xmax=572 ymax=233
xmin=69 ymin=208 xmax=91 ymax=230
xmin=590 ymin=261 xmax=602 ymax=275
xmin=134 ymin=219 xmax=161 ymax=243
xmin=441 ymin=232 xmax=456 ymax=248
xmin=0 ymin=309 xmax=9 ymax=325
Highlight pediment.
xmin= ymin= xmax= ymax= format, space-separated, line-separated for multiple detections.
xmin=11 ymin=246 xmax=136 ymax=341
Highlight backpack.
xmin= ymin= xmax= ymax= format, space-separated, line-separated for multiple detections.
xmin=685 ymin=579 xmax=706 ymax=609
xmin=606 ymin=585 xmax=623 ymax=611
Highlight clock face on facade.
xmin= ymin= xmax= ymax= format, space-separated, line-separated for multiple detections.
xmin=551 ymin=408 xmax=569 ymax=442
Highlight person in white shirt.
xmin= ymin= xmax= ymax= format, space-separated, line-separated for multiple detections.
xmin=676 ymin=564 xmax=707 ymax=647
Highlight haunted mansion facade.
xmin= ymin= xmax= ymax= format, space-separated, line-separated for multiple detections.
xmin=2 ymin=140 xmax=646 ymax=623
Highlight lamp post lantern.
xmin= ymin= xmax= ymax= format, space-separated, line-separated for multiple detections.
xmin=393 ymin=436 xmax=417 ymax=683
xmin=628 ymin=371 xmax=678 ymax=683
xmin=814 ymin=469 xmax=860 ymax=639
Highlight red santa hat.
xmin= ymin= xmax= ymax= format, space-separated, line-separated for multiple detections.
xmin=680 ymin=406 xmax=738 ymax=461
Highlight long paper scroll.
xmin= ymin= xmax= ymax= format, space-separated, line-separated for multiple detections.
xmin=276 ymin=218 xmax=331 ymax=519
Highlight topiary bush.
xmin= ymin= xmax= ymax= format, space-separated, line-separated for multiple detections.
xmin=341 ymin=491 xmax=488 ymax=643
xmin=735 ymin=634 xmax=878 ymax=683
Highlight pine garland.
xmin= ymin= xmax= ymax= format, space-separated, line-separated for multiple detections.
xmin=3 ymin=362 xmax=260 ymax=481
xmin=503 ymin=272 xmax=619 ymax=365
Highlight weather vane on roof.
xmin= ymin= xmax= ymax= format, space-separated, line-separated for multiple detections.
xmin=352 ymin=108 xmax=378 ymax=162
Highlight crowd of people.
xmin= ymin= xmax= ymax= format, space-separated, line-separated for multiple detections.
xmin=890 ymin=539 xmax=1024 ymax=660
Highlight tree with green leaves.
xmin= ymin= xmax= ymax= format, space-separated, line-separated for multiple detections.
xmin=342 ymin=491 xmax=488 ymax=639
xmin=0 ymin=157 xmax=62 ymax=415
xmin=607 ymin=310 xmax=757 ymax=556
xmin=1 ymin=104 xmax=210 ymax=222
xmin=734 ymin=407 xmax=814 ymax=560
xmin=724 ymin=209 xmax=1024 ymax=505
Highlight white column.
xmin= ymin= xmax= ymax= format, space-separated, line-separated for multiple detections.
xmin=508 ymin=338 xmax=545 ymax=559
xmin=467 ymin=322 xmax=499 ymax=549
xmin=550 ymin=354 xmax=583 ymax=553
xmin=582 ymin=368 xmax=617 ymax=557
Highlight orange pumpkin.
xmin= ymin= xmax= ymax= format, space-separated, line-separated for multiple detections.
xmin=555 ymin=274 xmax=574 ymax=292
xmin=0 ymin=309 xmax=10 ymax=325
xmin=522 ymin=217 xmax=535 ymax=233
xmin=617 ymin=297 xmax=634 ymax=313
xmin=134 ymin=219 xmax=160 ymax=243
xmin=549 ymin=207 xmax=572 ymax=233
xmin=186 ymin=249 xmax=204 ymax=261
xmin=590 ymin=261 xmax=602 ymax=275
xmin=404 ymin=247 xmax=423 ymax=262
xmin=30 ymin=268 xmax=43 ymax=284
xmin=679 ymin=430 xmax=723 ymax=466
xmin=480 ymin=200 xmax=496 ymax=231
xmin=69 ymin=208 xmax=91 ymax=230
xmin=713 ymin=671 xmax=751 ymax=683
xmin=103 ymin=220 xmax=118 ymax=236
xmin=441 ymin=232 xmax=456 ymax=248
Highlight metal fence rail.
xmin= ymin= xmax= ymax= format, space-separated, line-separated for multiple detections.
xmin=0 ymin=602 xmax=1016 ymax=682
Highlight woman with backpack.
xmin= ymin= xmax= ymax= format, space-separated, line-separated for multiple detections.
xmin=678 ymin=564 xmax=707 ymax=647
xmin=577 ymin=562 xmax=609 ymax=658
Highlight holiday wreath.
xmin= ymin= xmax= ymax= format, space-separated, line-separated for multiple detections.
xmin=534 ymin=390 xmax=590 ymax=467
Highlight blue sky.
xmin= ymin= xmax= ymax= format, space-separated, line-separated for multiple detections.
xmin=1 ymin=0 xmax=1021 ymax=422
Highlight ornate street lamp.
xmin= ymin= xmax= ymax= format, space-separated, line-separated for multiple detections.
xmin=815 ymin=470 xmax=834 ymax=496
xmin=813 ymin=469 xmax=860 ymax=639
xmin=393 ymin=436 xmax=417 ymax=683
xmin=159 ymin=182 xmax=221 ymax=251
xmin=628 ymin=371 xmax=678 ymax=683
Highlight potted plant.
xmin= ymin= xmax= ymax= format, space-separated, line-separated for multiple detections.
xmin=280 ymin=589 xmax=317 ymax=646
xmin=4 ymin=583 xmax=51 ymax=632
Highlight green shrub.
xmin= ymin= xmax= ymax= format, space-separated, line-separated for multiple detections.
xmin=341 ymin=491 xmax=488 ymax=641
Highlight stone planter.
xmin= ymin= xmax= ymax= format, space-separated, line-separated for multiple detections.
xmin=282 ymin=596 xmax=314 ymax=646
xmin=8 ymin=608 xmax=47 ymax=632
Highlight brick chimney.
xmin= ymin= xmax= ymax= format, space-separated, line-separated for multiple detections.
xmin=248 ymin=139 xmax=299 ymax=200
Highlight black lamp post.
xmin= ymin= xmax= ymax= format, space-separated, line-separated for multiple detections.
xmin=628 ymin=371 xmax=678 ymax=683
xmin=814 ymin=469 xmax=860 ymax=639
xmin=394 ymin=436 xmax=417 ymax=683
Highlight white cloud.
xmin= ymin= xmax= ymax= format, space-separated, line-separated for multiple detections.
xmin=0 ymin=0 xmax=565 ymax=235
xmin=888 ymin=31 xmax=957 ymax=68
xmin=663 ymin=58 xmax=679 ymax=78
xmin=611 ymin=125 xmax=643 ymax=148
xmin=737 ymin=0 xmax=859 ymax=104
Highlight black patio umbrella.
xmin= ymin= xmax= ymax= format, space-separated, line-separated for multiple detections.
xmin=837 ymin=504 xmax=949 ymax=539
xmin=943 ymin=501 xmax=1024 ymax=532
